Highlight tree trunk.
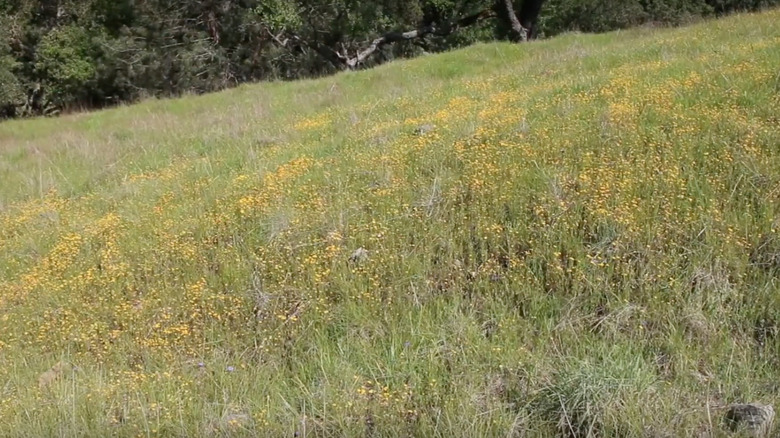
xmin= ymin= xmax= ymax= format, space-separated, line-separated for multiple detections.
xmin=500 ymin=0 xmax=529 ymax=41
xmin=519 ymin=0 xmax=545 ymax=38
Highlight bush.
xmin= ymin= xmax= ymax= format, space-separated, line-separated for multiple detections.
xmin=0 ymin=54 xmax=24 ymax=117
xmin=0 ymin=18 xmax=25 ymax=117
xmin=706 ymin=0 xmax=776 ymax=13
xmin=34 ymin=26 xmax=98 ymax=109
xmin=641 ymin=0 xmax=713 ymax=25
xmin=541 ymin=0 xmax=648 ymax=34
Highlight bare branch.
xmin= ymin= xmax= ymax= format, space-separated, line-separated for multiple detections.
xmin=289 ymin=34 xmax=348 ymax=68
xmin=345 ymin=27 xmax=432 ymax=69
xmin=344 ymin=8 xmax=495 ymax=69
xmin=266 ymin=28 xmax=289 ymax=46
xmin=267 ymin=7 xmax=496 ymax=71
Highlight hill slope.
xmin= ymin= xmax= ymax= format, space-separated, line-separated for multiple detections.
xmin=1 ymin=10 xmax=779 ymax=437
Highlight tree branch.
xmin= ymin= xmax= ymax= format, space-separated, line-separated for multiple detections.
xmin=343 ymin=8 xmax=495 ymax=69
xmin=268 ymin=8 xmax=495 ymax=71
xmin=345 ymin=26 xmax=433 ymax=69
xmin=269 ymin=29 xmax=348 ymax=69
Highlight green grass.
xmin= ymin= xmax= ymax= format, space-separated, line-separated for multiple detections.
xmin=1 ymin=9 xmax=779 ymax=437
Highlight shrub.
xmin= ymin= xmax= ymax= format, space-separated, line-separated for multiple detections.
xmin=541 ymin=0 xmax=649 ymax=34
xmin=34 ymin=26 xmax=98 ymax=109
xmin=0 ymin=55 xmax=24 ymax=117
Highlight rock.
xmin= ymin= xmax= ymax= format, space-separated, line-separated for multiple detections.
xmin=349 ymin=247 xmax=369 ymax=263
xmin=414 ymin=124 xmax=435 ymax=136
xmin=724 ymin=403 xmax=775 ymax=437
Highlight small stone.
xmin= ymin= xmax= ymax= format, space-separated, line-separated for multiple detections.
xmin=724 ymin=403 xmax=775 ymax=437
xmin=414 ymin=124 xmax=435 ymax=136
xmin=349 ymin=247 xmax=369 ymax=263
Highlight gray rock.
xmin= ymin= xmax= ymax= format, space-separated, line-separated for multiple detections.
xmin=349 ymin=247 xmax=369 ymax=263
xmin=724 ymin=403 xmax=775 ymax=437
xmin=414 ymin=124 xmax=436 ymax=136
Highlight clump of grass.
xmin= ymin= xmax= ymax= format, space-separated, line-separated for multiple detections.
xmin=530 ymin=346 xmax=658 ymax=437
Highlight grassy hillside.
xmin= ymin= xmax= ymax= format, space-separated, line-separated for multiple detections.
xmin=0 ymin=10 xmax=778 ymax=437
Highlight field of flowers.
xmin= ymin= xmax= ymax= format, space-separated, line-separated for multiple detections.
xmin=0 ymin=8 xmax=778 ymax=436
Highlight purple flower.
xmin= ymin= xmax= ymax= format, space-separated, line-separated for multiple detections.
xmin=226 ymin=366 xmax=235 ymax=372
xmin=198 ymin=362 xmax=205 ymax=368
xmin=404 ymin=341 xmax=411 ymax=348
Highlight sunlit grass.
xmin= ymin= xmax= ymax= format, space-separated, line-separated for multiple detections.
xmin=0 ymin=9 xmax=779 ymax=437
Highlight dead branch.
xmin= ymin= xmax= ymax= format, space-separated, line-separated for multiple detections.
xmin=274 ymin=8 xmax=495 ymax=70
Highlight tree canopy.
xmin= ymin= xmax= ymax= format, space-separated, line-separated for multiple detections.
xmin=0 ymin=0 xmax=774 ymax=118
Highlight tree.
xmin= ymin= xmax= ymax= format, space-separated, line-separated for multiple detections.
xmin=0 ymin=0 xmax=775 ymax=119
xmin=498 ymin=0 xmax=546 ymax=41
xmin=34 ymin=25 xmax=98 ymax=109
xmin=257 ymin=0 xmax=547 ymax=70
xmin=0 ymin=18 xmax=25 ymax=117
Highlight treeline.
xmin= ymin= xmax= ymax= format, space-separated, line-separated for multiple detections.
xmin=0 ymin=0 xmax=774 ymax=118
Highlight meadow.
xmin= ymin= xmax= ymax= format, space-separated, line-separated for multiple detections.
xmin=0 ymin=9 xmax=779 ymax=437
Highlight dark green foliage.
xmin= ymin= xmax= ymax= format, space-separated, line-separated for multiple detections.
xmin=541 ymin=0 xmax=648 ymax=33
xmin=0 ymin=0 xmax=777 ymax=118
xmin=641 ymin=0 xmax=713 ymax=24
xmin=0 ymin=55 xmax=24 ymax=118
xmin=34 ymin=26 xmax=98 ymax=108
xmin=539 ymin=0 xmax=775 ymax=35
xmin=706 ymin=0 xmax=776 ymax=12
xmin=0 ymin=22 xmax=25 ymax=117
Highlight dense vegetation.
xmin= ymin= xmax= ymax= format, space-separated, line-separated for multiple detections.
xmin=0 ymin=9 xmax=778 ymax=436
xmin=0 ymin=0 xmax=775 ymax=117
